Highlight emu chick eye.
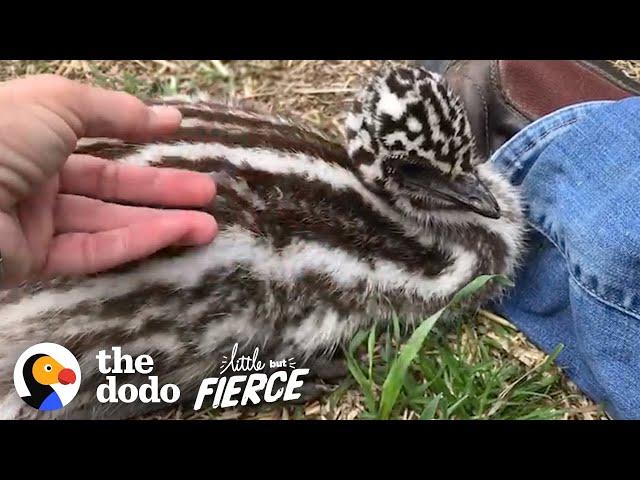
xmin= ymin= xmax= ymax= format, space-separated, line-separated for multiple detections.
xmin=398 ymin=163 xmax=424 ymax=177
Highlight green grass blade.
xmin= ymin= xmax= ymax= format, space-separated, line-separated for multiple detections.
xmin=450 ymin=274 xmax=512 ymax=304
xmin=348 ymin=330 xmax=370 ymax=356
xmin=420 ymin=394 xmax=442 ymax=420
xmin=378 ymin=274 xmax=507 ymax=420
xmin=378 ymin=306 xmax=445 ymax=419
xmin=446 ymin=394 xmax=470 ymax=418
xmin=383 ymin=324 xmax=393 ymax=364
xmin=367 ymin=323 xmax=377 ymax=382
xmin=345 ymin=349 xmax=376 ymax=413
xmin=392 ymin=312 xmax=401 ymax=342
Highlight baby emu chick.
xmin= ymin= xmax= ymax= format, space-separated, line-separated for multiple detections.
xmin=0 ymin=66 xmax=525 ymax=419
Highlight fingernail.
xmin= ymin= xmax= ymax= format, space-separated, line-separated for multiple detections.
xmin=149 ymin=105 xmax=182 ymax=131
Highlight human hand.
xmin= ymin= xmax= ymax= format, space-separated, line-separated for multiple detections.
xmin=0 ymin=74 xmax=217 ymax=288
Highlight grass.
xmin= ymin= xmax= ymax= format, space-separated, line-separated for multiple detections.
xmin=1 ymin=59 xmax=633 ymax=420
xmin=344 ymin=321 xmax=567 ymax=420
xmin=342 ymin=276 xmax=571 ymax=420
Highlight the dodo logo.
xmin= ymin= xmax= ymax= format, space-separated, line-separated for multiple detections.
xmin=13 ymin=343 xmax=81 ymax=412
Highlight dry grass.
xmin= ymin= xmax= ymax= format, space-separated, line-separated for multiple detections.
xmin=2 ymin=60 xmax=636 ymax=420
xmin=0 ymin=60 xmax=394 ymax=140
xmin=613 ymin=60 xmax=640 ymax=81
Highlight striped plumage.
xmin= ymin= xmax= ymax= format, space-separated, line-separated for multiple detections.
xmin=0 ymin=66 xmax=525 ymax=419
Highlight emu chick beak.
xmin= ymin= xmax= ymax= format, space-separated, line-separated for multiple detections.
xmin=407 ymin=171 xmax=502 ymax=219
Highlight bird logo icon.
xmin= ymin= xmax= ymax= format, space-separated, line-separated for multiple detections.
xmin=13 ymin=343 xmax=81 ymax=412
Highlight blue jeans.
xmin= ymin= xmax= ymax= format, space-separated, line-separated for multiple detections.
xmin=490 ymin=97 xmax=640 ymax=420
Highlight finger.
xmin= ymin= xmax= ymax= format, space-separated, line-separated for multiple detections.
xmin=43 ymin=215 xmax=218 ymax=277
xmin=60 ymin=154 xmax=216 ymax=207
xmin=54 ymin=193 xmax=216 ymax=234
xmin=0 ymin=210 xmax=31 ymax=287
xmin=23 ymin=75 xmax=183 ymax=141
xmin=77 ymin=89 xmax=182 ymax=140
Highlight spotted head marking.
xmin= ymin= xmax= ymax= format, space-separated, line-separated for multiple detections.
xmin=345 ymin=66 xmax=500 ymax=219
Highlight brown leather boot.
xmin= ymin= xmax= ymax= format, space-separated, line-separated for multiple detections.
xmin=416 ymin=60 xmax=640 ymax=158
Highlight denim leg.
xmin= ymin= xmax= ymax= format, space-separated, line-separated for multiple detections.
xmin=490 ymin=99 xmax=640 ymax=419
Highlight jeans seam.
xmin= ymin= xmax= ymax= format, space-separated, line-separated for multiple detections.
xmin=526 ymin=220 xmax=640 ymax=321
xmin=503 ymin=118 xmax=579 ymax=170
